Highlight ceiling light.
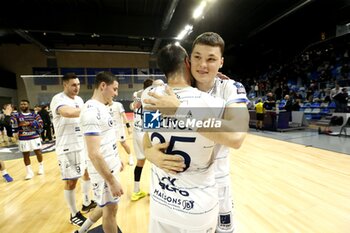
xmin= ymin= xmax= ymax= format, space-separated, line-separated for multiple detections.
xmin=176 ymin=24 xmax=193 ymax=40
xmin=91 ymin=33 xmax=100 ymax=38
xmin=193 ymin=1 xmax=207 ymax=19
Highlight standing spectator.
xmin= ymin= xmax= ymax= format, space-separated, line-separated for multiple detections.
xmin=263 ymin=92 xmax=276 ymax=110
xmin=292 ymin=99 xmax=301 ymax=111
xmin=283 ymin=95 xmax=293 ymax=112
xmin=2 ymin=104 xmax=14 ymax=143
xmin=334 ymin=88 xmax=349 ymax=112
xmin=0 ymin=111 xmax=6 ymax=143
xmin=331 ymin=84 xmax=343 ymax=112
xmin=38 ymin=105 xmax=52 ymax=142
xmin=254 ymin=82 xmax=259 ymax=97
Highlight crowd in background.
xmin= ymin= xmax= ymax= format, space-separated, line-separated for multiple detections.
xmin=236 ymin=38 xmax=350 ymax=113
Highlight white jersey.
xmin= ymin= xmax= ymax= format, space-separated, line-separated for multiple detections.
xmin=80 ymin=99 xmax=121 ymax=176
xmin=50 ymin=92 xmax=84 ymax=154
xmin=209 ymin=78 xmax=249 ymax=187
xmin=109 ymin=101 xmax=125 ymax=129
xmin=132 ymin=90 xmax=143 ymax=132
xmin=142 ymin=85 xmax=225 ymax=230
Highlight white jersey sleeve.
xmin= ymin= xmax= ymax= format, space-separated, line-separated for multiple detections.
xmin=116 ymin=102 xmax=125 ymax=113
xmin=211 ymin=78 xmax=249 ymax=105
xmin=80 ymin=102 xmax=102 ymax=136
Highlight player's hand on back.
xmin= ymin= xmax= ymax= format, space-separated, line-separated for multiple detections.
xmin=143 ymin=86 xmax=180 ymax=115
xmin=144 ymin=142 xmax=185 ymax=174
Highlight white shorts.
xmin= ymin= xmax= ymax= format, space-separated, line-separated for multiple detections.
xmin=89 ymin=163 xmax=121 ymax=207
xmin=217 ymin=185 xmax=234 ymax=233
xmin=19 ymin=138 xmax=42 ymax=152
xmin=116 ymin=126 xmax=126 ymax=142
xmin=149 ymin=218 xmax=216 ymax=233
xmin=57 ymin=150 xmax=86 ymax=180
xmin=132 ymin=130 xmax=145 ymax=160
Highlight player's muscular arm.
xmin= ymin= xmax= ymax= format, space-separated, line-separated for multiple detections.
xmin=198 ymin=102 xmax=249 ymax=149
xmin=85 ymin=135 xmax=123 ymax=197
xmin=143 ymin=133 xmax=185 ymax=174
xmin=57 ymin=105 xmax=81 ymax=118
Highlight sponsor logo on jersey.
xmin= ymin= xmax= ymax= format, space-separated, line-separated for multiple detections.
xmin=233 ymin=82 xmax=246 ymax=94
xmin=153 ymin=176 xmax=194 ymax=211
xmin=159 ymin=177 xmax=189 ymax=196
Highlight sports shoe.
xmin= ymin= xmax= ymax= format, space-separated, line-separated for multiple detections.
xmin=131 ymin=190 xmax=147 ymax=201
xmin=70 ymin=211 xmax=86 ymax=227
xmin=38 ymin=165 xmax=44 ymax=175
xmin=128 ymin=155 xmax=134 ymax=166
xmin=25 ymin=170 xmax=34 ymax=180
xmin=3 ymin=174 xmax=13 ymax=182
xmin=81 ymin=200 xmax=97 ymax=214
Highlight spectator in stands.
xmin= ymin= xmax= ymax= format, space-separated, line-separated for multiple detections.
xmin=331 ymin=84 xmax=343 ymax=112
xmin=275 ymin=84 xmax=282 ymax=101
xmin=336 ymin=88 xmax=349 ymax=112
xmin=291 ymin=99 xmax=301 ymax=111
xmin=254 ymin=82 xmax=259 ymax=97
xmin=283 ymin=95 xmax=293 ymax=112
xmin=341 ymin=63 xmax=349 ymax=79
xmin=263 ymin=92 xmax=275 ymax=110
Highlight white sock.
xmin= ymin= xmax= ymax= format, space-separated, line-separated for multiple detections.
xmin=39 ymin=162 xmax=44 ymax=167
xmin=1 ymin=169 xmax=8 ymax=176
xmin=81 ymin=180 xmax=91 ymax=206
xmin=64 ymin=189 xmax=78 ymax=216
xmin=26 ymin=165 xmax=33 ymax=173
xmin=134 ymin=182 xmax=140 ymax=193
xmin=78 ymin=217 xmax=95 ymax=233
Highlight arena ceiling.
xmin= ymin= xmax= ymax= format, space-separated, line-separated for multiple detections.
xmin=0 ymin=0 xmax=349 ymax=56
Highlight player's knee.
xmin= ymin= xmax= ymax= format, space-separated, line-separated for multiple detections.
xmin=65 ymin=179 xmax=77 ymax=189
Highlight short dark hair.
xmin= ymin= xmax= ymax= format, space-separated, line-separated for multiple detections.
xmin=157 ymin=43 xmax=188 ymax=78
xmin=20 ymin=99 xmax=30 ymax=104
xmin=94 ymin=71 xmax=116 ymax=89
xmin=62 ymin=73 xmax=78 ymax=82
xmin=143 ymin=79 xmax=153 ymax=89
xmin=192 ymin=32 xmax=225 ymax=56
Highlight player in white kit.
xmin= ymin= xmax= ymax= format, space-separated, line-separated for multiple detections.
xmin=129 ymin=78 xmax=153 ymax=201
xmin=108 ymin=101 xmax=134 ymax=166
xmin=51 ymin=73 xmax=96 ymax=227
xmin=143 ymin=32 xmax=249 ymax=233
xmin=79 ymin=71 xmax=123 ymax=233
xmin=143 ymin=43 xmax=226 ymax=233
